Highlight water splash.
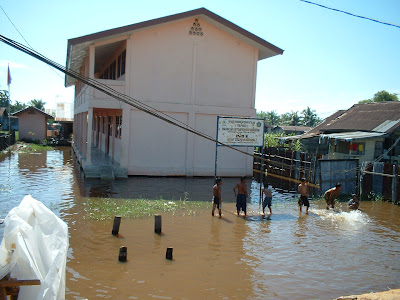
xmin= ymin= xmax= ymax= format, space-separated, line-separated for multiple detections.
xmin=312 ymin=208 xmax=370 ymax=226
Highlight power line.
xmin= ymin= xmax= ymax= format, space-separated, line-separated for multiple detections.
xmin=300 ymin=0 xmax=400 ymax=29
xmin=0 ymin=4 xmax=64 ymax=80
xmin=0 ymin=34 xmax=261 ymax=162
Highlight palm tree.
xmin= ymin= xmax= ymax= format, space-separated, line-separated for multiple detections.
xmin=301 ymin=106 xmax=318 ymax=127
xmin=29 ymin=99 xmax=46 ymax=111
xmin=10 ymin=100 xmax=27 ymax=113
xmin=266 ymin=111 xmax=281 ymax=126
xmin=288 ymin=111 xmax=301 ymax=126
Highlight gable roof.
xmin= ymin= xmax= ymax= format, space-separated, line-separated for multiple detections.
xmin=12 ymin=106 xmax=54 ymax=119
xmin=302 ymin=102 xmax=400 ymax=140
xmin=0 ymin=107 xmax=7 ymax=116
xmin=65 ymin=7 xmax=284 ymax=87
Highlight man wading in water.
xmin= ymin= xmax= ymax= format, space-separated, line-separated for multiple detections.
xmin=324 ymin=183 xmax=342 ymax=210
xmin=298 ymin=178 xmax=310 ymax=214
xmin=233 ymin=176 xmax=248 ymax=217
xmin=212 ymin=178 xmax=222 ymax=217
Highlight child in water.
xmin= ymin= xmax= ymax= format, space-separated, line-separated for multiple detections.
xmin=348 ymin=194 xmax=359 ymax=210
xmin=212 ymin=178 xmax=222 ymax=217
xmin=262 ymin=183 xmax=272 ymax=215
xmin=233 ymin=176 xmax=248 ymax=217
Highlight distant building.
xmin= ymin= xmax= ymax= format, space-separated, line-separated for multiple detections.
xmin=0 ymin=107 xmax=18 ymax=131
xmin=65 ymin=8 xmax=283 ymax=177
xmin=12 ymin=106 xmax=54 ymax=143
xmin=284 ymin=102 xmax=400 ymax=164
xmin=271 ymin=125 xmax=311 ymax=135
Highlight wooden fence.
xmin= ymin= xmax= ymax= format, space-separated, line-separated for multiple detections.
xmin=360 ymin=161 xmax=399 ymax=204
xmin=253 ymin=147 xmax=322 ymax=194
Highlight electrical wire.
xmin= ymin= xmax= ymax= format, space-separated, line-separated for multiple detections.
xmin=300 ymin=0 xmax=400 ymax=29
xmin=0 ymin=34 xmax=260 ymax=162
xmin=0 ymin=3 xmax=64 ymax=80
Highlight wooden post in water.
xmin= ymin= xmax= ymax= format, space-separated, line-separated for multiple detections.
xmin=112 ymin=215 xmax=121 ymax=235
xmin=154 ymin=214 xmax=162 ymax=234
xmin=392 ymin=165 xmax=398 ymax=203
xmin=166 ymin=247 xmax=173 ymax=260
xmin=119 ymin=246 xmax=127 ymax=262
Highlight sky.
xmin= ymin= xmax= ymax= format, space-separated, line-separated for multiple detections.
xmin=0 ymin=0 xmax=399 ymax=119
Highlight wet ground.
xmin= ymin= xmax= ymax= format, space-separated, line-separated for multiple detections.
xmin=0 ymin=148 xmax=400 ymax=299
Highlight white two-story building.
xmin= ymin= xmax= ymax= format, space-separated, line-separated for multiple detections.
xmin=66 ymin=8 xmax=283 ymax=178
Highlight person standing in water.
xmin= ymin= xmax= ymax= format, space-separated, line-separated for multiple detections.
xmin=233 ymin=176 xmax=248 ymax=217
xmin=298 ymin=178 xmax=310 ymax=214
xmin=262 ymin=183 xmax=273 ymax=215
xmin=324 ymin=183 xmax=342 ymax=210
xmin=212 ymin=178 xmax=222 ymax=217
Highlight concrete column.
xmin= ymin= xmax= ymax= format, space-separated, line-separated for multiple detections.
xmin=120 ymin=105 xmax=131 ymax=168
xmin=185 ymin=110 xmax=195 ymax=176
xmin=119 ymin=37 xmax=132 ymax=169
xmin=86 ymin=107 xmax=93 ymax=165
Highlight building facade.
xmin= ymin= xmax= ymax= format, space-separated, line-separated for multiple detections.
xmin=66 ymin=8 xmax=283 ymax=177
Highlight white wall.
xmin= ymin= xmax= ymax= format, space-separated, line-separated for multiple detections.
xmin=79 ymin=16 xmax=260 ymax=176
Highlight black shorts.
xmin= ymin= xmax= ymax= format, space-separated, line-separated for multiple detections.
xmin=236 ymin=194 xmax=247 ymax=212
xmin=213 ymin=196 xmax=220 ymax=209
xmin=298 ymin=195 xmax=309 ymax=207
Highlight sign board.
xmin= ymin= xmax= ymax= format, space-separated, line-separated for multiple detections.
xmin=217 ymin=117 xmax=264 ymax=147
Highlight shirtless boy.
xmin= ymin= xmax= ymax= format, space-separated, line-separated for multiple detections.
xmin=298 ymin=178 xmax=310 ymax=214
xmin=233 ymin=176 xmax=248 ymax=216
xmin=262 ymin=183 xmax=273 ymax=215
xmin=324 ymin=183 xmax=342 ymax=210
xmin=212 ymin=178 xmax=222 ymax=217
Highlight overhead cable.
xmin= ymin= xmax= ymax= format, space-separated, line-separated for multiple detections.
xmin=300 ymin=0 xmax=400 ymax=29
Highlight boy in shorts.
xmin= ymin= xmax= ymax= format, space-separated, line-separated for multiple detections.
xmin=262 ymin=183 xmax=272 ymax=215
xmin=233 ymin=176 xmax=248 ymax=217
xmin=298 ymin=178 xmax=310 ymax=214
xmin=212 ymin=178 xmax=222 ymax=217
xmin=324 ymin=183 xmax=342 ymax=210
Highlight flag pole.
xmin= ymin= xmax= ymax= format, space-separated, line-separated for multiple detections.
xmin=7 ymin=63 xmax=11 ymax=133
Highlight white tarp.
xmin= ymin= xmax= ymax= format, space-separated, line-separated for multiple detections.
xmin=0 ymin=195 xmax=68 ymax=299
xmin=217 ymin=117 xmax=264 ymax=146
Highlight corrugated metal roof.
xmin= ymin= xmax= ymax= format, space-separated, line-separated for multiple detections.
xmin=319 ymin=131 xmax=387 ymax=141
xmin=304 ymin=102 xmax=400 ymax=135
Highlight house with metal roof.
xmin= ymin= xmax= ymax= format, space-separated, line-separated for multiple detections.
xmin=285 ymin=102 xmax=400 ymax=164
xmin=65 ymin=8 xmax=283 ymax=178
xmin=12 ymin=106 xmax=54 ymax=143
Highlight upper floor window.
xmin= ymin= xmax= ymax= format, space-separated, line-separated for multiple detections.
xmin=99 ymin=49 xmax=126 ymax=80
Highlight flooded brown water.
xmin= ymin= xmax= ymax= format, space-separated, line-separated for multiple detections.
xmin=0 ymin=148 xmax=400 ymax=299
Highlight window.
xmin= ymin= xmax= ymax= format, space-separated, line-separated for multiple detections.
xmin=117 ymin=55 xmax=122 ymax=78
xmin=333 ymin=141 xmax=350 ymax=154
xmin=350 ymin=142 xmax=365 ymax=155
xmin=108 ymin=116 xmax=113 ymax=136
xmin=115 ymin=115 xmax=122 ymax=138
xmin=110 ymin=61 xmax=116 ymax=80
xmin=121 ymin=50 xmax=126 ymax=76
xmin=100 ymin=49 xmax=126 ymax=80
xmin=102 ymin=116 xmax=106 ymax=134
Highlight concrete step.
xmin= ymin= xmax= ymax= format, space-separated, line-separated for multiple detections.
xmin=114 ymin=167 xmax=128 ymax=179
xmin=100 ymin=167 xmax=115 ymax=180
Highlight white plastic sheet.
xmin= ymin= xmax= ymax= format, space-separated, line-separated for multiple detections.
xmin=0 ymin=195 xmax=68 ymax=299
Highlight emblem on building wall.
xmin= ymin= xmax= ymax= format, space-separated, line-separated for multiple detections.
xmin=189 ymin=19 xmax=203 ymax=36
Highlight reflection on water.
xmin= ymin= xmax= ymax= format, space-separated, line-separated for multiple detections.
xmin=0 ymin=149 xmax=400 ymax=299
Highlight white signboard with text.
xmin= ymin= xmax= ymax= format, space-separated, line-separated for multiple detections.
xmin=217 ymin=117 xmax=264 ymax=147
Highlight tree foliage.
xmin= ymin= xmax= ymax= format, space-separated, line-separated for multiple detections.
xmin=0 ymin=90 xmax=10 ymax=107
xmin=257 ymin=106 xmax=322 ymax=127
xmin=29 ymin=99 xmax=46 ymax=111
xmin=358 ymin=90 xmax=399 ymax=104
xmin=10 ymin=100 xmax=27 ymax=113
